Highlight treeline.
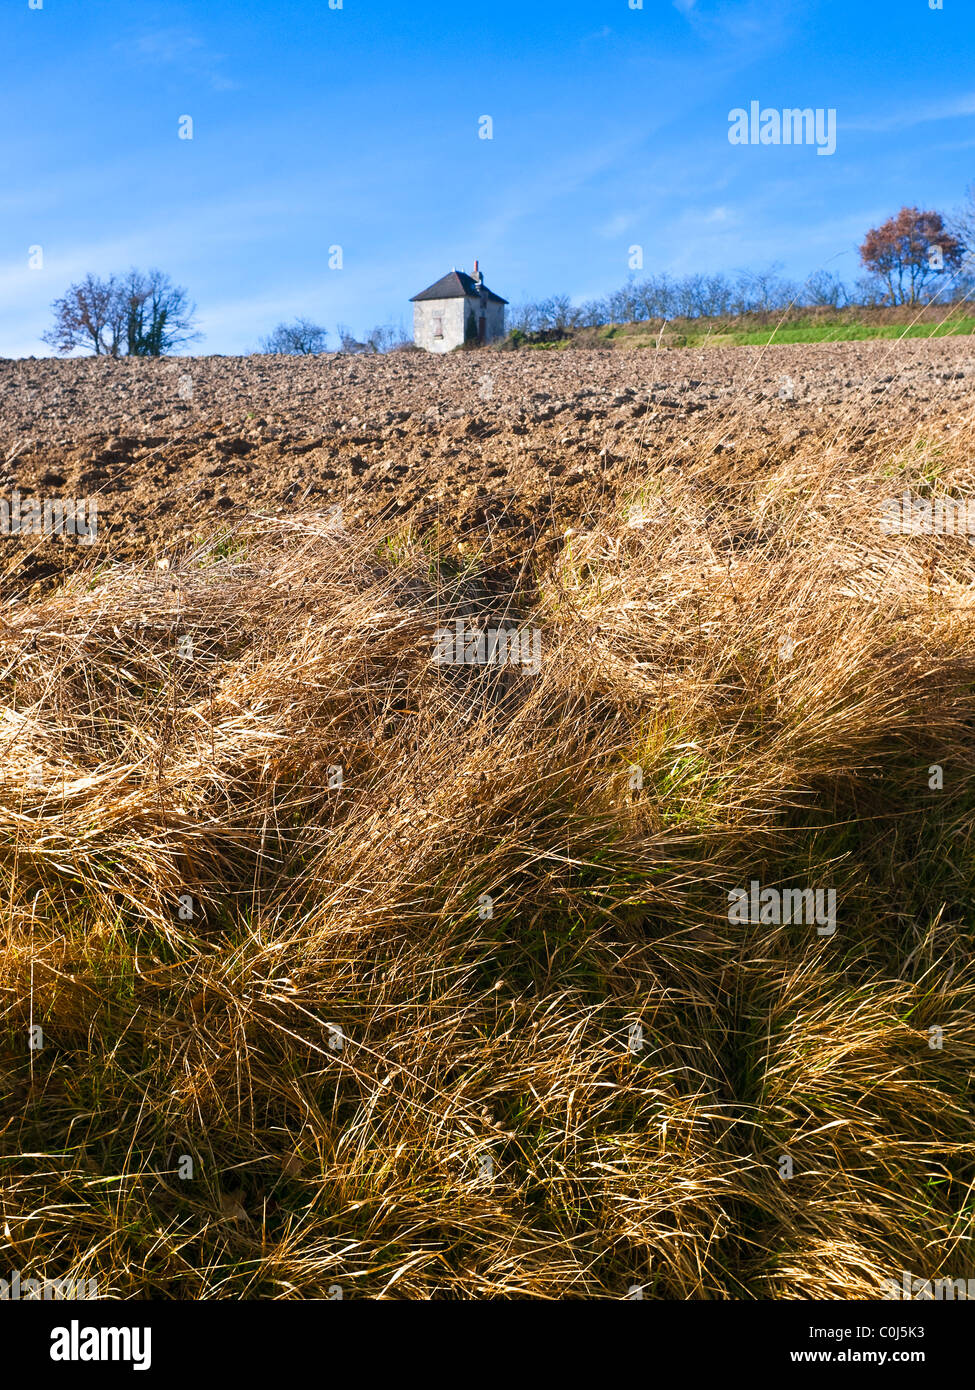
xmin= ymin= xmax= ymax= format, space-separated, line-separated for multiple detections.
xmin=509 ymin=202 xmax=975 ymax=337
xmin=39 ymin=284 xmax=411 ymax=360
xmin=259 ymin=318 xmax=411 ymax=355
xmin=508 ymin=265 xmax=975 ymax=337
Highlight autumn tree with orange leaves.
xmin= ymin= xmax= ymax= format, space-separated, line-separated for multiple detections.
xmin=859 ymin=206 xmax=966 ymax=306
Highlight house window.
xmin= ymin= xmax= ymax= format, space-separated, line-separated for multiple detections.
xmin=433 ymin=313 xmax=444 ymax=339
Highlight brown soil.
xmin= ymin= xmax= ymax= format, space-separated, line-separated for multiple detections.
xmin=1 ymin=339 xmax=972 ymax=592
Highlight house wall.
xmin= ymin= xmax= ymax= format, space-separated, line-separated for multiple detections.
xmin=413 ymin=292 xmax=506 ymax=352
xmin=481 ymin=296 xmax=505 ymax=342
xmin=462 ymin=293 xmax=506 ymax=345
xmin=413 ymin=297 xmax=466 ymax=353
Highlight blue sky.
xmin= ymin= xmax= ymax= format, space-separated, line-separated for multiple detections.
xmin=1 ymin=0 xmax=972 ymax=356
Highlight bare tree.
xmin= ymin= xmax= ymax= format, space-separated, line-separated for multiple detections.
xmin=951 ymin=184 xmax=975 ymax=267
xmin=42 ymin=269 xmax=199 ymax=356
xmin=260 ymin=318 xmax=329 ymax=355
xmin=364 ymin=322 xmax=410 ymax=353
xmin=507 ymin=301 xmax=541 ymax=334
xmin=803 ymin=270 xmax=849 ymax=308
xmin=41 ymin=273 xmax=125 ymax=356
xmin=575 ymin=298 xmax=609 ymax=327
xmin=335 ymin=323 xmax=369 ymax=354
xmin=734 ymin=264 xmax=798 ymax=314
xmin=631 ymin=276 xmax=676 ymax=320
xmin=537 ymin=295 xmax=575 ymax=334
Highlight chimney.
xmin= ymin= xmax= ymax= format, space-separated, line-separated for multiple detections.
xmin=473 ymin=259 xmax=483 ymax=286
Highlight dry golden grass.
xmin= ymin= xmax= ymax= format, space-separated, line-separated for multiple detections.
xmin=2 ymin=382 xmax=975 ymax=1299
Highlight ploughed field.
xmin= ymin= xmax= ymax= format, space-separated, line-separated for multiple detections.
xmin=1 ymin=339 xmax=975 ymax=1300
xmin=1 ymin=338 xmax=971 ymax=588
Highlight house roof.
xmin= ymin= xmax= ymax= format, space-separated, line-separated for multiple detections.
xmin=410 ymin=270 xmax=508 ymax=304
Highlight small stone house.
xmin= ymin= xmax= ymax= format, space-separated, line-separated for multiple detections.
xmin=410 ymin=262 xmax=507 ymax=353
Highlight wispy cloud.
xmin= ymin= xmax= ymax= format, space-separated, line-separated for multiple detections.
xmin=472 ymin=128 xmax=653 ymax=245
xmin=676 ymin=0 xmax=797 ymax=45
xmin=113 ymin=25 xmax=240 ymax=92
xmin=847 ymin=92 xmax=975 ymax=133
xmin=127 ymin=28 xmax=205 ymax=63
xmin=596 ymin=212 xmax=639 ymax=238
